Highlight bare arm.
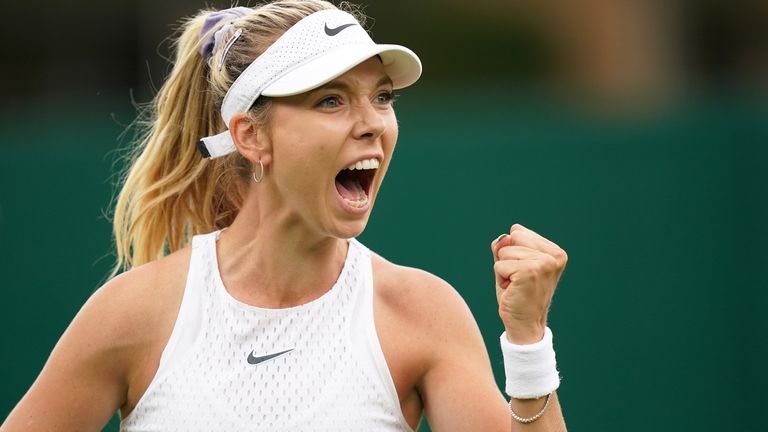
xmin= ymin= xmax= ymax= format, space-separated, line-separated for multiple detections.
xmin=1 ymin=280 xmax=132 ymax=431
xmin=405 ymin=223 xmax=568 ymax=431
xmin=416 ymin=275 xmax=510 ymax=431
xmin=413 ymin=274 xmax=565 ymax=431
xmin=1 ymin=255 xmax=184 ymax=432
xmin=492 ymin=224 xmax=569 ymax=431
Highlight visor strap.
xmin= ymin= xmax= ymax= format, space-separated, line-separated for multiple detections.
xmin=199 ymin=131 xmax=236 ymax=159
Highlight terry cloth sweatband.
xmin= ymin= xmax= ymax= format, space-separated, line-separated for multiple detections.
xmin=198 ymin=9 xmax=422 ymax=159
xmin=500 ymin=327 xmax=561 ymax=399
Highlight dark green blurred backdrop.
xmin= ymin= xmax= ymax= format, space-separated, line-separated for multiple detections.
xmin=1 ymin=1 xmax=767 ymax=431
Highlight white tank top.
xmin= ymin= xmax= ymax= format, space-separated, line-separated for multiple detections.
xmin=121 ymin=231 xmax=413 ymax=431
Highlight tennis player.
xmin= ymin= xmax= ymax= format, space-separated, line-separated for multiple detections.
xmin=2 ymin=1 xmax=567 ymax=430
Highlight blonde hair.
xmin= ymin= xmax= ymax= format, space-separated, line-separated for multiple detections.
xmin=111 ymin=1 xmax=367 ymax=276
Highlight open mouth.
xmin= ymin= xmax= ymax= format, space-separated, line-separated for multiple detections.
xmin=334 ymin=158 xmax=379 ymax=208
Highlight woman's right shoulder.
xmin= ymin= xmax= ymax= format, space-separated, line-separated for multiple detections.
xmin=0 ymin=246 xmax=197 ymax=430
xmin=58 ymin=244 xmax=195 ymax=381
xmin=93 ymin=245 xmax=193 ymax=346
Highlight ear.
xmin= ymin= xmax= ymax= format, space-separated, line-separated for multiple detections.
xmin=229 ymin=113 xmax=273 ymax=166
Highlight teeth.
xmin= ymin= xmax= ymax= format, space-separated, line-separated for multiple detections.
xmin=343 ymin=191 xmax=369 ymax=208
xmin=345 ymin=158 xmax=380 ymax=171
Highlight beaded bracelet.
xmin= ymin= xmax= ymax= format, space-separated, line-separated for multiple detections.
xmin=509 ymin=392 xmax=552 ymax=424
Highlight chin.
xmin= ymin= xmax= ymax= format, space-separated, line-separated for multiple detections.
xmin=331 ymin=215 xmax=371 ymax=240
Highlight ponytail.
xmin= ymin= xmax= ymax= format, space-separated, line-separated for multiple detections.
xmin=111 ymin=11 xmax=248 ymax=276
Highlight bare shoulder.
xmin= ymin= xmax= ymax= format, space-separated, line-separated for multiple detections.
xmin=54 ymin=245 xmax=193 ymax=389
xmin=366 ymin=251 xmax=489 ymax=384
xmin=370 ymin=253 xmax=508 ymax=431
xmin=64 ymin=246 xmax=193 ymax=414
xmin=100 ymin=247 xmax=192 ymax=326
xmin=93 ymin=247 xmax=191 ymax=349
xmin=1 ymin=247 xmax=193 ymax=431
xmin=370 ymin=252 xmax=491 ymax=425
xmin=371 ymin=253 xmax=476 ymax=331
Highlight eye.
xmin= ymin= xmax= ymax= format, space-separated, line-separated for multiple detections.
xmin=317 ymin=95 xmax=342 ymax=109
xmin=375 ymin=90 xmax=396 ymax=105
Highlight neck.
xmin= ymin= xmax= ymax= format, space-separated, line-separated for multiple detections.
xmin=216 ymin=189 xmax=349 ymax=309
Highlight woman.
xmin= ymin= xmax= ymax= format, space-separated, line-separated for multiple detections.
xmin=2 ymin=1 xmax=567 ymax=431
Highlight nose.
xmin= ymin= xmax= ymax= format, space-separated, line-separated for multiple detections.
xmin=351 ymin=101 xmax=387 ymax=141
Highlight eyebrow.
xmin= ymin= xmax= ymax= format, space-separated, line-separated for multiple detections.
xmin=316 ymin=76 xmax=394 ymax=92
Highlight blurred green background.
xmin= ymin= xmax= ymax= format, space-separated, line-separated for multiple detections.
xmin=1 ymin=1 xmax=767 ymax=431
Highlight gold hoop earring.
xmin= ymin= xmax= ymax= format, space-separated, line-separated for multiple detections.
xmin=252 ymin=159 xmax=264 ymax=183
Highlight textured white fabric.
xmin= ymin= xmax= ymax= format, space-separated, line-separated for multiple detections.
xmin=121 ymin=231 xmax=412 ymax=431
xmin=200 ymin=9 xmax=422 ymax=159
xmin=500 ymin=327 xmax=560 ymax=399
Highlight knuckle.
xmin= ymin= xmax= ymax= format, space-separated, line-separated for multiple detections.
xmin=493 ymin=261 xmax=504 ymax=273
xmin=555 ymin=248 xmax=568 ymax=265
xmin=521 ymin=262 xmax=537 ymax=276
xmin=498 ymin=246 xmax=517 ymax=260
xmin=541 ymin=255 xmax=558 ymax=271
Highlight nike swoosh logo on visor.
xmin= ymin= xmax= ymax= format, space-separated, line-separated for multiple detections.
xmin=324 ymin=23 xmax=356 ymax=36
xmin=247 ymin=348 xmax=295 ymax=365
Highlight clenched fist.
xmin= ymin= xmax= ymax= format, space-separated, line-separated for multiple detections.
xmin=491 ymin=224 xmax=568 ymax=344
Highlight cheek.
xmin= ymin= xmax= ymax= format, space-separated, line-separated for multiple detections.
xmin=270 ymin=132 xmax=336 ymax=196
xmin=384 ymin=115 xmax=399 ymax=152
xmin=376 ymin=117 xmax=399 ymax=181
xmin=274 ymin=143 xmax=318 ymax=187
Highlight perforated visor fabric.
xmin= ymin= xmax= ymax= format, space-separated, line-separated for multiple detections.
xmin=261 ymin=44 xmax=420 ymax=97
xmin=221 ymin=9 xmax=421 ymax=123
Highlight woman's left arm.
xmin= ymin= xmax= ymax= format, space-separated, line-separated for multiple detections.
xmin=492 ymin=223 xmax=569 ymax=431
xmin=418 ymin=223 xmax=567 ymax=431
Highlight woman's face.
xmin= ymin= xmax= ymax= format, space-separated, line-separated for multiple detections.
xmin=264 ymin=57 xmax=399 ymax=239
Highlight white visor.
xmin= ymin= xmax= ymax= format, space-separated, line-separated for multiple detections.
xmin=199 ymin=9 xmax=422 ymax=159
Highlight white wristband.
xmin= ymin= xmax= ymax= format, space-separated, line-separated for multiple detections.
xmin=500 ymin=327 xmax=560 ymax=399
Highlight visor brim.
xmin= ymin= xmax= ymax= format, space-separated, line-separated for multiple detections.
xmin=261 ymin=43 xmax=422 ymax=97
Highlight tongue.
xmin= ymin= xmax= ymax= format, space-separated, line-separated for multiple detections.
xmin=335 ymin=171 xmax=366 ymax=200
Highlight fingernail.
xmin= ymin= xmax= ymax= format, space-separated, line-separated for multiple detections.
xmin=494 ymin=234 xmax=507 ymax=244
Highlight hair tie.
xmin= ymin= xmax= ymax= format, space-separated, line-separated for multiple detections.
xmin=198 ymin=7 xmax=251 ymax=60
